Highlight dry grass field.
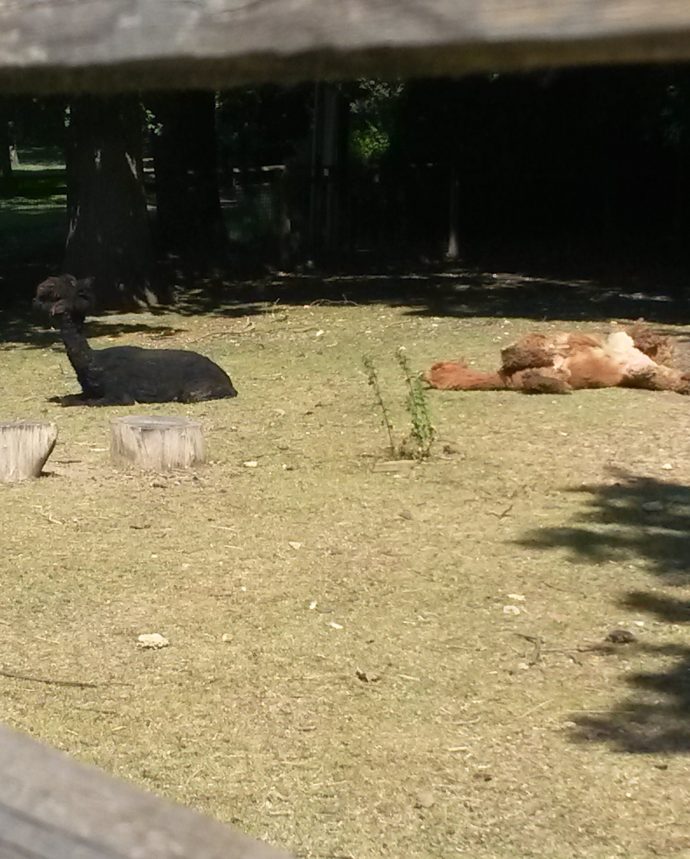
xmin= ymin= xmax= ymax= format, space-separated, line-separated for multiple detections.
xmin=0 ymin=271 xmax=689 ymax=858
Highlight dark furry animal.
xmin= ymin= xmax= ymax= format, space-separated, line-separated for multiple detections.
xmin=34 ymin=275 xmax=238 ymax=406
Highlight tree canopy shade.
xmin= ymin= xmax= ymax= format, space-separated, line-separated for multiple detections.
xmin=64 ymin=95 xmax=161 ymax=308
xmin=2 ymin=0 xmax=690 ymax=93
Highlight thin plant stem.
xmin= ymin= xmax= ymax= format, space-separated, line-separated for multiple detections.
xmin=363 ymin=354 xmax=397 ymax=456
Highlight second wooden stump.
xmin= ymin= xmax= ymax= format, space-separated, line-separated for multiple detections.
xmin=110 ymin=416 xmax=205 ymax=471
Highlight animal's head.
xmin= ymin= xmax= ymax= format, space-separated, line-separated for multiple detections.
xmin=34 ymin=275 xmax=95 ymax=322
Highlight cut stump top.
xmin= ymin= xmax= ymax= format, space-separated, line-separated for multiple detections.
xmin=111 ymin=416 xmax=203 ymax=430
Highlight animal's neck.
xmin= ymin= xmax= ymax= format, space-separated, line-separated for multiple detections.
xmin=58 ymin=314 xmax=102 ymax=396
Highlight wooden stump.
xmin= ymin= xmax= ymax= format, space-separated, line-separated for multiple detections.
xmin=110 ymin=415 xmax=205 ymax=471
xmin=0 ymin=420 xmax=58 ymax=482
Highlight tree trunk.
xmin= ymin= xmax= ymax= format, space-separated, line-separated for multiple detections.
xmin=0 ymin=102 xmax=13 ymax=193
xmin=0 ymin=421 xmax=58 ymax=482
xmin=111 ymin=416 xmax=205 ymax=471
xmin=149 ymin=91 xmax=227 ymax=265
xmin=446 ymin=164 xmax=460 ymax=260
xmin=64 ymin=95 xmax=161 ymax=311
xmin=308 ymin=82 xmax=349 ymax=261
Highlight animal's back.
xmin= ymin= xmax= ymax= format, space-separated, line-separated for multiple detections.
xmin=96 ymin=345 xmax=238 ymax=403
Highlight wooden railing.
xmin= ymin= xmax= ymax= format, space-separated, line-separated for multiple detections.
xmin=1 ymin=1 xmax=690 ymax=92
xmin=0 ymin=725 xmax=290 ymax=859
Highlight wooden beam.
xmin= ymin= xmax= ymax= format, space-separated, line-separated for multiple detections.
xmin=0 ymin=725 xmax=291 ymax=859
xmin=1 ymin=0 xmax=690 ymax=92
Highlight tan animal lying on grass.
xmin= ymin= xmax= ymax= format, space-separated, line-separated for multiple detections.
xmin=424 ymin=325 xmax=690 ymax=395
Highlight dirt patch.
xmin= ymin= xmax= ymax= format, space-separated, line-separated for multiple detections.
xmin=1 ymin=295 xmax=689 ymax=859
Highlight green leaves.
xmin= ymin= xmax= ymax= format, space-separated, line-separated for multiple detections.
xmin=363 ymin=350 xmax=435 ymax=461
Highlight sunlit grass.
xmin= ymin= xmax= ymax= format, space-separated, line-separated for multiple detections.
xmin=0 ymin=153 xmax=66 ymax=260
xmin=1 ymin=300 xmax=689 ymax=859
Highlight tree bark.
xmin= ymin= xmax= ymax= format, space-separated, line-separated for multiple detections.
xmin=308 ymin=83 xmax=349 ymax=261
xmin=149 ymin=91 xmax=227 ymax=265
xmin=64 ymin=95 xmax=162 ymax=311
xmin=111 ymin=416 xmax=205 ymax=471
xmin=0 ymin=421 xmax=58 ymax=482
xmin=446 ymin=164 xmax=461 ymax=259
xmin=0 ymin=102 xmax=13 ymax=192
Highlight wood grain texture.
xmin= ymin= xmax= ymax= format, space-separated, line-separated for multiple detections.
xmin=0 ymin=421 xmax=57 ymax=482
xmin=110 ymin=415 xmax=205 ymax=471
xmin=1 ymin=0 xmax=690 ymax=92
xmin=0 ymin=725 xmax=290 ymax=859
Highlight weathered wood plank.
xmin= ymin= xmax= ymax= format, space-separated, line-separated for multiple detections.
xmin=0 ymin=725 xmax=291 ymax=859
xmin=0 ymin=0 xmax=690 ymax=92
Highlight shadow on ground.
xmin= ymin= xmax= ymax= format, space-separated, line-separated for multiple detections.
xmin=173 ymin=261 xmax=690 ymax=328
xmin=521 ymin=469 xmax=690 ymax=753
xmin=164 ymin=236 xmax=690 ymax=324
xmin=0 ymin=302 xmax=185 ymax=350
xmin=2 ymin=239 xmax=690 ymax=347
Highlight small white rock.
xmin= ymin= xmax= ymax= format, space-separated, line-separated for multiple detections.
xmin=507 ymin=593 xmax=526 ymax=601
xmin=661 ymin=463 xmax=673 ymax=470
xmin=503 ymin=605 xmax=522 ymax=616
xmin=288 ymin=541 xmax=303 ymax=550
xmin=243 ymin=460 xmax=259 ymax=468
xmin=328 ymin=621 xmax=344 ymax=630
xmin=137 ymin=633 xmax=169 ymax=649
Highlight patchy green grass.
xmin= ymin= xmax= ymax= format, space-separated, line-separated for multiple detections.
xmin=0 ymin=161 xmax=66 ymax=264
xmin=0 ymin=297 xmax=689 ymax=859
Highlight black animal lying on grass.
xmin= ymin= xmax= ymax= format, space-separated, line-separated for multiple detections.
xmin=34 ymin=274 xmax=238 ymax=405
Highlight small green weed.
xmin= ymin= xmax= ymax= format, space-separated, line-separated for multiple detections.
xmin=396 ymin=347 xmax=435 ymax=459
xmin=362 ymin=354 xmax=397 ymax=457
xmin=363 ymin=350 xmax=435 ymax=460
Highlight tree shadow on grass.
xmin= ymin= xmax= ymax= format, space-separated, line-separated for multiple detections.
xmin=2 ymin=243 xmax=690 ymax=347
xmin=0 ymin=292 xmax=187 ymax=350
xmin=523 ymin=471 xmax=690 ymax=581
xmin=0 ymin=310 xmax=185 ymax=350
xmin=158 ymin=232 xmax=690 ymax=324
xmin=520 ymin=469 xmax=690 ymax=753
xmin=172 ymin=264 xmax=690 ymax=327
